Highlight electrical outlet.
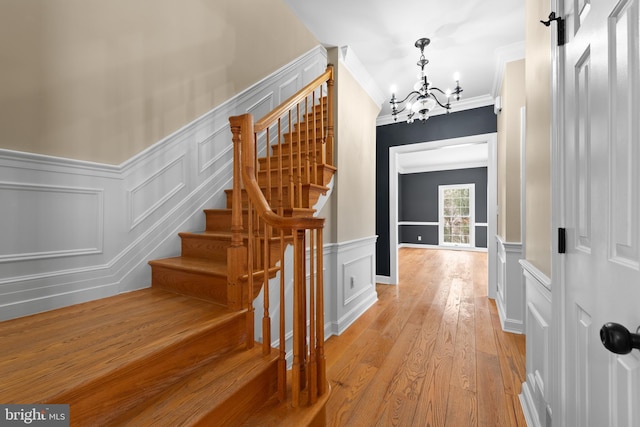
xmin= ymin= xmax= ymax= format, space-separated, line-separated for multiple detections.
xmin=350 ymin=276 xmax=355 ymax=289
xmin=417 ymin=235 xmax=422 ymax=241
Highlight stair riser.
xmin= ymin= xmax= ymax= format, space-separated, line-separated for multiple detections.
xmin=204 ymin=210 xmax=249 ymax=232
xmin=181 ymin=236 xmax=230 ymax=262
xmin=56 ymin=312 xmax=247 ymax=426
xmin=152 ymin=266 xmax=228 ymax=304
xmin=195 ymin=358 xmax=278 ymax=426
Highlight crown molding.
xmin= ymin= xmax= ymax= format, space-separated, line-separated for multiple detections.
xmin=491 ymin=41 xmax=525 ymax=97
xmin=338 ymin=46 xmax=386 ymax=109
xmin=376 ymin=94 xmax=494 ymax=126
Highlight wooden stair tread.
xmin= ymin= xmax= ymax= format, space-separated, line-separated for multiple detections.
xmin=0 ymin=288 xmax=239 ymax=403
xmin=241 ymin=376 xmax=332 ymax=427
xmin=149 ymin=256 xmax=228 ymax=276
xmin=113 ymin=346 xmax=279 ymax=426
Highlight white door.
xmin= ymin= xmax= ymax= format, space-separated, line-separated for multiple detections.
xmin=562 ymin=0 xmax=640 ymax=425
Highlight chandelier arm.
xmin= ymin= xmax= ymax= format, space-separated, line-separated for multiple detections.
xmin=430 ymin=95 xmax=451 ymax=109
xmin=392 ymin=90 xmax=422 ymax=105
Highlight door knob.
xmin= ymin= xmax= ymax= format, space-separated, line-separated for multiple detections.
xmin=600 ymin=322 xmax=640 ymax=355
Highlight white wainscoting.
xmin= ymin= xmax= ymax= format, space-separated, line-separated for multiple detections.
xmin=519 ymin=259 xmax=552 ymax=427
xmin=330 ymin=236 xmax=379 ymax=335
xmin=0 ymin=46 xmax=328 ymax=321
xmin=256 ymin=235 xmax=378 ymax=364
xmin=495 ymin=236 xmax=524 ymax=333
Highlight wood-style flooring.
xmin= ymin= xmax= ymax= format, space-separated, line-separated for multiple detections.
xmin=323 ymin=248 xmax=526 ymax=426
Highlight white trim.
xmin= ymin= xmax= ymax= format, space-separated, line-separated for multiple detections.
xmin=338 ymin=46 xmax=385 ymax=108
xmin=438 ymin=183 xmax=476 ymax=248
xmin=398 ymin=159 xmax=488 ymax=175
xmin=398 ymin=221 xmax=439 ymax=226
xmin=491 ymin=41 xmax=526 ymax=97
xmin=550 ymin=0 xmax=566 ymax=425
xmin=376 ymin=275 xmax=392 ymax=285
xmin=376 ymin=94 xmax=495 ymax=126
xmin=520 ymin=259 xmax=552 ymax=291
xmin=389 ymin=133 xmax=498 ymax=296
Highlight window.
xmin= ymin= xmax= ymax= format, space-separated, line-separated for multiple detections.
xmin=439 ymin=184 xmax=475 ymax=247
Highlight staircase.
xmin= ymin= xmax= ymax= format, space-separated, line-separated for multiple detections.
xmin=0 ymin=66 xmax=334 ymax=426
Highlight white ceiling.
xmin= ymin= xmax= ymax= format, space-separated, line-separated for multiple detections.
xmin=283 ymin=0 xmax=526 ymax=118
xmin=283 ymin=0 xmax=518 ymax=169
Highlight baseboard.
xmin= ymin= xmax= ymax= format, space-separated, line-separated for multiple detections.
xmin=519 ymin=384 xmax=541 ymax=427
xmin=0 ymin=46 xmax=328 ymax=321
xmin=376 ymin=275 xmax=393 ymax=285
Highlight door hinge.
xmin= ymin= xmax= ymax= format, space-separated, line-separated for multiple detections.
xmin=540 ymin=12 xmax=566 ymax=46
xmin=558 ymin=227 xmax=566 ymax=254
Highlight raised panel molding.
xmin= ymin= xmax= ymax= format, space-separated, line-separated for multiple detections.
xmin=129 ymin=155 xmax=186 ymax=230
xmin=610 ymin=351 xmax=640 ymax=426
xmin=495 ymin=235 xmax=524 ymax=333
xmin=0 ymin=182 xmax=104 ymax=262
xmin=520 ymin=259 xmax=552 ymax=427
xmin=609 ymin=0 xmax=640 ymax=269
xmin=332 ymin=236 xmax=379 ymax=335
xmin=0 ymin=45 xmax=328 ymax=321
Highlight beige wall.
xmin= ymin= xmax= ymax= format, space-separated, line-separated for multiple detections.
xmin=0 ymin=0 xmax=318 ymax=164
xmin=497 ymin=59 xmax=526 ymax=242
xmin=524 ymin=0 xmax=552 ymax=276
xmin=319 ymin=49 xmax=379 ymax=244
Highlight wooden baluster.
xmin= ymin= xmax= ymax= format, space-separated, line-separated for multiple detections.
xmin=308 ymin=229 xmax=317 ymax=404
xmin=326 ymin=66 xmax=335 ymax=167
xmin=246 ymin=193 xmax=255 ymax=350
xmin=277 ymin=229 xmax=287 ymax=402
xmin=277 ymin=118 xmax=283 ymax=215
xmin=300 ymin=229 xmax=307 ymax=392
xmin=227 ymin=117 xmax=248 ymax=312
xmin=311 ymin=90 xmax=318 ymax=186
xmin=288 ymin=110 xmax=295 ymax=211
xmin=319 ymin=85 xmax=326 ymax=166
xmin=262 ymin=222 xmax=271 ymax=356
xmin=304 ymin=97 xmax=310 ymax=187
xmin=265 ymin=128 xmax=271 ymax=206
xmin=296 ymin=103 xmax=303 ymax=208
xmin=316 ymin=228 xmax=326 ymax=395
xmin=291 ymin=228 xmax=305 ymax=407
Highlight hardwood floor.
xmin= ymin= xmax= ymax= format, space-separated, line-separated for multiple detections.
xmin=323 ymin=248 xmax=526 ymax=426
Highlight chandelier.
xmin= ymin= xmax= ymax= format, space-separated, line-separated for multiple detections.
xmin=390 ymin=37 xmax=463 ymax=123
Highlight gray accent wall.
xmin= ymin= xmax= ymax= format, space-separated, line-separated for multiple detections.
xmin=398 ymin=167 xmax=488 ymax=248
xmin=376 ymin=105 xmax=497 ymax=277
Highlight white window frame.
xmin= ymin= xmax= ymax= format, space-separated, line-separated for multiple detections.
xmin=438 ymin=183 xmax=475 ymax=247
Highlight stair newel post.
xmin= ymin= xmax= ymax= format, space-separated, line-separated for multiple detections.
xmin=291 ymin=227 xmax=306 ymax=407
xmin=308 ymin=228 xmax=318 ymax=404
xmin=262 ymin=221 xmax=271 ymax=356
xmin=326 ymin=65 xmax=335 ymax=168
xmin=227 ymin=116 xmax=249 ymax=312
xmin=315 ymin=227 xmax=327 ymax=395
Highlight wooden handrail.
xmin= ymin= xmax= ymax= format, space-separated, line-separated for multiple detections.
xmin=254 ymin=66 xmax=333 ymax=132
xmin=229 ymin=114 xmax=325 ymax=231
